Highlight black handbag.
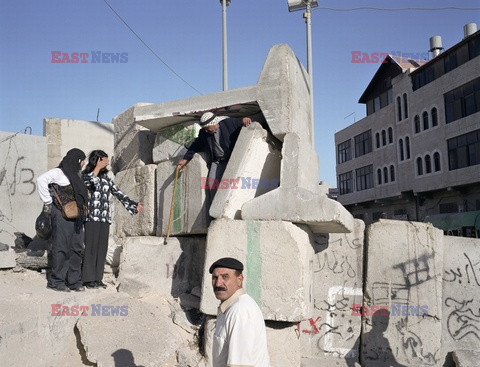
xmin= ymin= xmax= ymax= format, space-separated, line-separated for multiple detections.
xmin=35 ymin=210 xmax=52 ymax=240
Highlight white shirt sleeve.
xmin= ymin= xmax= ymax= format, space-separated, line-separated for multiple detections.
xmin=36 ymin=168 xmax=70 ymax=204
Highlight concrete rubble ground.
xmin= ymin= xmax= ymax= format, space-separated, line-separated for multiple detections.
xmin=1 ymin=43 xmax=480 ymax=367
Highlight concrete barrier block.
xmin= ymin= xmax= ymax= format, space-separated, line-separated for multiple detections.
xmin=257 ymin=44 xmax=312 ymax=143
xmin=209 ymin=122 xmax=281 ymax=219
xmin=441 ymin=236 xmax=480 ymax=356
xmin=44 ymin=118 xmax=114 ymax=170
xmin=280 ymin=132 xmax=318 ymax=192
xmin=452 ymin=350 xmax=480 ymax=367
xmin=153 ymin=121 xmax=200 ymax=163
xmin=0 ymin=132 xmax=46 ymax=246
xmin=242 ymin=187 xmax=354 ymax=233
xmin=114 ymin=164 xmax=156 ymax=237
xmin=117 ymin=236 xmax=205 ymax=299
xmin=112 ymin=103 xmax=156 ymax=173
xmin=362 ymin=220 xmax=443 ymax=367
xmin=200 ymin=219 xmax=314 ymax=322
xmin=156 ymin=154 xmax=210 ymax=236
xmin=298 ymin=219 xmax=365 ymax=365
xmin=134 ymin=87 xmax=259 ymax=132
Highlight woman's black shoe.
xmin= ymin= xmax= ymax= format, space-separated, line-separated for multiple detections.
xmin=96 ymin=281 xmax=107 ymax=288
xmin=84 ymin=281 xmax=98 ymax=289
xmin=47 ymin=284 xmax=70 ymax=292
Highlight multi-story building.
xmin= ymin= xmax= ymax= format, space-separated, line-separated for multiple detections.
xmin=334 ymin=24 xmax=480 ymax=237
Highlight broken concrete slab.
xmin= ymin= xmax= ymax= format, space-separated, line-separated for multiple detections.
xmin=362 ymin=220 xmax=443 ymax=367
xmin=153 ymin=120 xmax=200 ymax=163
xmin=441 ymin=236 xmax=480 ymax=357
xmin=257 ymin=44 xmax=313 ymax=144
xmin=200 ymin=219 xmax=314 ymax=322
xmin=299 ymin=219 xmax=365 ymax=365
xmin=112 ymin=103 xmax=156 ymax=173
xmin=0 ymin=250 xmax=16 ymax=269
xmin=156 ymin=154 xmax=210 ymax=236
xmin=241 ymin=187 xmax=354 ymax=233
xmin=117 ymin=236 xmax=205 ymax=300
xmin=76 ymin=293 xmax=199 ymax=367
xmin=209 ymin=122 xmax=281 ymax=219
xmin=134 ymin=87 xmax=259 ymax=132
xmin=114 ymin=164 xmax=157 ymax=237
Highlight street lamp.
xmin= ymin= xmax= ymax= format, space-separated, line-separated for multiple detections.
xmin=287 ymin=0 xmax=318 ymax=143
xmin=220 ymin=0 xmax=231 ymax=91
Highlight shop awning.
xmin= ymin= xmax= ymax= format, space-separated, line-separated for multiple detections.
xmin=425 ymin=211 xmax=480 ymax=231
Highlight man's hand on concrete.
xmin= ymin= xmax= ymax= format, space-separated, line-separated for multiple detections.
xmin=177 ymin=159 xmax=188 ymax=172
xmin=242 ymin=117 xmax=252 ymax=127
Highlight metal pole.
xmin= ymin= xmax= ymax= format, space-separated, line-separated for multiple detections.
xmin=305 ymin=0 xmax=314 ymax=143
xmin=222 ymin=0 xmax=228 ymax=91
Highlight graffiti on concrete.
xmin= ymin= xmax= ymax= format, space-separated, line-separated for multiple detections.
xmin=445 ymin=297 xmax=480 ymax=342
xmin=443 ymin=252 xmax=480 ymax=287
xmin=313 ymin=236 xmax=361 ymax=279
xmin=392 ymin=253 xmax=434 ymax=288
xmin=395 ymin=317 xmax=439 ymax=364
xmin=0 ymin=134 xmax=38 ymax=240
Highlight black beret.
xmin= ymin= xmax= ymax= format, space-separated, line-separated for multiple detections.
xmin=209 ymin=257 xmax=244 ymax=274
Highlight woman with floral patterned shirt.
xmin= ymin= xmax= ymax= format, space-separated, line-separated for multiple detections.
xmin=82 ymin=150 xmax=144 ymax=289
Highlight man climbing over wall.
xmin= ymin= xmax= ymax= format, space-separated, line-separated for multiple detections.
xmin=176 ymin=111 xmax=251 ymax=203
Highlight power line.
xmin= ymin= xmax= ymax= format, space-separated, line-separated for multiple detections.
xmin=313 ymin=6 xmax=480 ymax=12
xmin=102 ymin=0 xmax=203 ymax=95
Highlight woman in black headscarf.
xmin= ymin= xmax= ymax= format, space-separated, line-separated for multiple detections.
xmin=37 ymin=148 xmax=88 ymax=292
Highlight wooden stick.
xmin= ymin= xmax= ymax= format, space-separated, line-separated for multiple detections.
xmin=165 ymin=166 xmax=180 ymax=245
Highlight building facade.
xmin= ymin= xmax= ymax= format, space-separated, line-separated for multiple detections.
xmin=335 ymin=26 xmax=480 ymax=237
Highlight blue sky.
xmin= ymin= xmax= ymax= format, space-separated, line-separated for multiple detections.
xmin=1 ymin=0 xmax=478 ymax=186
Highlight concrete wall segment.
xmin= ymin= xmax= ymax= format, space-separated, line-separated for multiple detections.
xmin=200 ymin=219 xmax=314 ymax=322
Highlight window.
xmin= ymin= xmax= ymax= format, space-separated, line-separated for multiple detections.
xmin=383 ymin=167 xmax=388 ymax=183
xmin=374 ymin=96 xmax=381 ymax=112
xmin=423 ymin=111 xmax=429 ymax=130
xmin=405 ymin=137 xmax=411 ymax=159
xmin=338 ymin=171 xmax=353 ymax=194
xmin=388 ymin=127 xmax=393 ymax=144
xmin=399 ymin=139 xmax=404 ymax=161
xmin=376 ymin=133 xmax=380 ymax=149
xmin=403 ymin=93 xmax=408 ymax=119
xmin=434 ymin=152 xmax=441 ymax=171
xmin=337 ymin=139 xmax=352 ymax=164
xmin=414 ymin=115 xmax=420 ymax=133
xmin=444 ymin=52 xmax=458 ymax=73
xmin=390 ymin=165 xmax=395 ymax=181
xmin=448 ymin=129 xmax=480 ymax=170
xmin=440 ymin=202 xmax=458 ymax=214
xmin=425 ymin=154 xmax=432 ymax=173
xmin=417 ymin=157 xmax=423 ymax=175
xmin=382 ymin=130 xmax=387 ymax=146
xmin=445 ymin=77 xmax=480 ymax=123
xmin=431 ymin=107 xmax=438 ymax=127
xmin=354 ymin=130 xmax=372 ymax=157
xmin=397 ymin=96 xmax=402 ymax=121
xmin=356 ymin=165 xmax=373 ymax=191
xmin=377 ymin=169 xmax=382 ymax=185
xmin=412 ymin=32 xmax=480 ymax=91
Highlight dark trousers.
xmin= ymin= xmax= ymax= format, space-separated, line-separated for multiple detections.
xmin=82 ymin=221 xmax=110 ymax=283
xmin=48 ymin=206 xmax=84 ymax=288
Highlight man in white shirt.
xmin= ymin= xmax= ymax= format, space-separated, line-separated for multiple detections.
xmin=210 ymin=257 xmax=270 ymax=367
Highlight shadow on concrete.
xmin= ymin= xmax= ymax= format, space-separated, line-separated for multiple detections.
xmin=111 ymin=348 xmax=144 ymax=367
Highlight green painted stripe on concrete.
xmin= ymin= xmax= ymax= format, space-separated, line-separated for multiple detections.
xmin=173 ymin=171 xmax=183 ymax=233
xmin=246 ymin=221 xmax=261 ymax=305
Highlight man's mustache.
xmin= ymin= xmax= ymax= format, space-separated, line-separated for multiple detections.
xmin=214 ymin=287 xmax=227 ymax=292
